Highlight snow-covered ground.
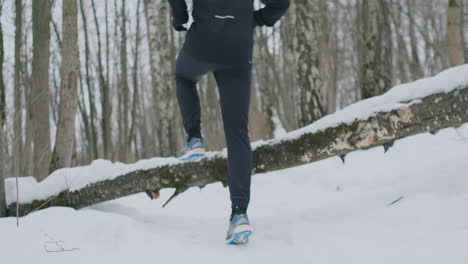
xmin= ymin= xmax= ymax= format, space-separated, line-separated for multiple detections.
xmin=2 ymin=124 xmax=468 ymax=263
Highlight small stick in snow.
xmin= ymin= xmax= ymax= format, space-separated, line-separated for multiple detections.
xmin=43 ymin=232 xmax=80 ymax=253
xmin=388 ymin=196 xmax=404 ymax=206
xmin=44 ymin=241 xmax=80 ymax=253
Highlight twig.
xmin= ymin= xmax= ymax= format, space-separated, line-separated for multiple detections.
xmin=162 ymin=186 xmax=188 ymax=208
xmin=44 ymin=241 xmax=80 ymax=253
xmin=43 ymin=232 xmax=80 ymax=253
xmin=27 ymin=195 xmax=58 ymax=215
xmin=388 ymin=195 xmax=404 ymax=206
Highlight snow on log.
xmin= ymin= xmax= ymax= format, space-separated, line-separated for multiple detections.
xmin=6 ymin=67 xmax=468 ymax=216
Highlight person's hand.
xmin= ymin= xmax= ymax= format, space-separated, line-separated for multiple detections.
xmin=174 ymin=24 xmax=188 ymax=32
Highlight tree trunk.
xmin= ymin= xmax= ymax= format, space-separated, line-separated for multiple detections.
xmin=0 ymin=129 xmax=5 ymax=217
xmin=462 ymin=0 xmax=468 ymax=63
xmin=128 ymin=0 xmax=142 ymax=159
xmin=31 ymin=0 xmax=52 ymax=181
xmin=50 ymin=0 xmax=79 ymax=173
xmin=79 ymin=0 xmax=99 ymax=160
xmin=296 ymin=0 xmax=326 ymax=127
xmin=0 ymin=2 xmax=6 ymax=217
xmin=9 ymin=85 xmax=468 ymax=216
xmin=119 ymin=0 xmax=130 ymax=161
xmin=358 ymin=0 xmax=392 ymax=99
xmin=22 ymin=30 xmax=33 ymax=177
xmin=13 ymin=0 xmax=23 ymax=178
xmin=145 ymin=0 xmax=177 ymax=157
xmin=279 ymin=3 xmax=298 ymax=131
xmin=91 ymin=0 xmax=112 ymax=160
xmin=390 ymin=3 xmax=410 ymax=83
xmin=407 ymin=0 xmax=424 ymax=80
xmin=448 ymin=0 xmax=464 ymax=66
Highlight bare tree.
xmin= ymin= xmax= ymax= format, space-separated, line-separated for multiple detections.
xmin=128 ymin=0 xmax=142 ymax=159
xmin=50 ymin=0 xmax=79 ymax=173
xmin=463 ymin=0 xmax=468 ymax=62
xmin=296 ymin=0 xmax=326 ymax=126
xmin=31 ymin=0 xmax=52 ymax=181
xmin=0 ymin=0 xmax=7 ymax=216
xmin=407 ymin=0 xmax=424 ymax=79
xmin=448 ymin=0 xmax=464 ymax=66
xmin=22 ymin=21 xmax=33 ymax=177
xmin=13 ymin=0 xmax=23 ymax=178
xmin=119 ymin=0 xmax=130 ymax=161
xmin=357 ymin=0 xmax=393 ymax=99
xmin=145 ymin=0 xmax=178 ymax=157
xmin=79 ymin=0 xmax=99 ymax=160
xmin=279 ymin=2 xmax=298 ymax=130
xmin=91 ymin=0 xmax=112 ymax=159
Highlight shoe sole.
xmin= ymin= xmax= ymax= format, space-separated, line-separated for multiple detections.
xmin=226 ymin=225 xmax=252 ymax=245
xmin=179 ymin=148 xmax=206 ymax=161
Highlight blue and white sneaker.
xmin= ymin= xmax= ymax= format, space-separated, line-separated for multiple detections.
xmin=226 ymin=214 xmax=253 ymax=245
xmin=178 ymin=137 xmax=206 ymax=161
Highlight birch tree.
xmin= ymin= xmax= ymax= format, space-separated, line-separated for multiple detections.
xmin=13 ymin=0 xmax=23 ymax=177
xmin=447 ymin=0 xmax=464 ymax=66
xmin=357 ymin=0 xmax=392 ymax=99
xmin=119 ymin=0 xmax=130 ymax=161
xmin=91 ymin=0 xmax=112 ymax=159
xmin=0 ymin=1 xmax=6 ymax=216
xmin=145 ymin=0 xmax=178 ymax=156
xmin=50 ymin=0 xmax=79 ymax=173
xmin=79 ymin=0 xmax=98 ymax=160
xmin=296 ymin=0 xmax=326 ymax=126
xmin=31 ymin=0 xmax=52 ymax=181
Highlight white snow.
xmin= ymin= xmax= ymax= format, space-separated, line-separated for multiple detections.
xmin=271 ymin=109 xmax=287 ymax=138
xmin=5 ymin=65 xmax=468 ymax=206
xmin=1 ymin=124 xmax=468 ymax=263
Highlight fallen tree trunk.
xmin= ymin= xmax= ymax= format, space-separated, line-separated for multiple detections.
xmin=8 ymin=86 xmax=468 ymax=216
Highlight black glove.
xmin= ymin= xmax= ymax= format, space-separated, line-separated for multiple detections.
xmin=253 ymin=10 xmax=265 ymax=27
xmin=174 ymin=24 xmax=188 ymax=31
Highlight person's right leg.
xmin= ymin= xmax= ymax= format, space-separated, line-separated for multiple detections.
xmin=214 ymin=63 xmax=254 ymax=244
xmin=175 ymin=50 xmax=212 ymax=142
xmin=213 ymin=63 xmax=253 ymax=217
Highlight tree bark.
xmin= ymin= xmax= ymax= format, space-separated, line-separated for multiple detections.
xmin=0 ymin=129 xmax=5 ymax=217
xmin=129 ymin=0 xmax=142 ymax=159
xmin=50 ymin=0 xmax=79 ymax=173
xmin=448 ymin=0 xmax=464 ymax=66
xmin=91 ymin=0 xmax=112 ymax=160
xmin=22 ymin=29 xmax=33 ymax=177
xmin=358 ymin=0 xmax=392 ymax=99
xmin=119 ymin=0 xmax=130 ymax=161
xmin=296 ymin=0 xmax=326 ymax=126
xmin=13 ymin=0 xmax=23 ymax=178
xmin=8 ymin=85 xmax=468 ymax=216
xmin=79 ymin=0 xmax=99 ymax=160
xmin=145 ymin=0 xmax=178 ymax=157
xmin=279 ymin=2 xmax=298 ymax=131
xmin=0 ymin=3 xmax=6 ymax=217
xmin=31 ymin=0 xmax=52 ymax=181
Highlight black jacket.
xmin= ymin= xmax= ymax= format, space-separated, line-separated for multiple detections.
xmin=169 ymin=0 xmax=290 ymax=65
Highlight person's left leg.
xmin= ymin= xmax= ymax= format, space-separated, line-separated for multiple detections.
xmin=213 ymin=62 xmax=253 ymax=217
xmin=175 ymin=50 xmax=212 ymax=142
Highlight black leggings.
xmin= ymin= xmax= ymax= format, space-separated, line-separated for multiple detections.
xmin=175 ymin=50 xmax=253 ymax=210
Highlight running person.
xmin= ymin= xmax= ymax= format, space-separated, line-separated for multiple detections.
xmin=168 ymin=0 xmax=290 ymax=244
